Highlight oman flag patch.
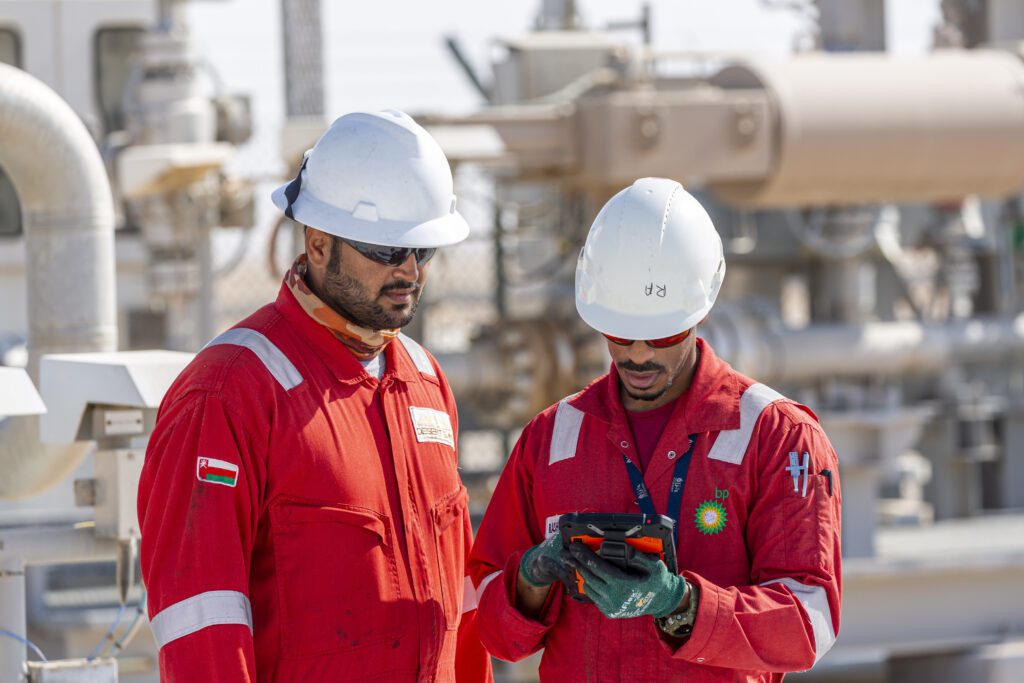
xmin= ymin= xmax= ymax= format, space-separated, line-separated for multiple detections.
xmin=197 ymin=457 xmax=239 ymax=488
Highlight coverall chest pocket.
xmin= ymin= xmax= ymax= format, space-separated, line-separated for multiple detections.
xmin=270 ymin=499 xmax=402 ymax=659
xmin=431 ymin=486 xmax=468 ymax=631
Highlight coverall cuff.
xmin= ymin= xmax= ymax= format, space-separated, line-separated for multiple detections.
xmin=661 ymin=572 xmax=724 ymax=663
xmin=501 ymin=548 xmax=561 ymax=630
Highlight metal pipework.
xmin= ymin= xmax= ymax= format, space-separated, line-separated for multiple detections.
xmin=441 ymin=306 xmax=1024 ymax=427
xmin=448 ymin=49 xmax=1024 ymax=207
xmin=0 ymin=526 xmax=120 ymax=681
xmin=437 ymin=318 xmax=593 ymax=429
xmin=0 ymin=63 xmax=117 ymax=499
xmin=710 ymin=50 xmax=1024 ymax=207
xmin=702 ymin=304 xmax=1024 ymax=384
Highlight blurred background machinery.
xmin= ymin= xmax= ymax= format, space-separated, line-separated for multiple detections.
xmin=1 ymin=0 xmax=1024 ymax=681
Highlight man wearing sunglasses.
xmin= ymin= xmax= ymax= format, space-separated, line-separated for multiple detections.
xmin=139 ymin=111 xmax=491 ymax=682
xmin=469 ymin=178 xmax=842 ymax=681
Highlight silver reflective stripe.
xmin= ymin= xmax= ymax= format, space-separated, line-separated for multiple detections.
xmin=549 ymin=396 xmax=584 ymax=465
xmin=475 ymin=571 xmax=502 ymax=605
xmin=398 ymin=333 xmax=436 ymax=377
xmin=707 ymin=383 xmax=784 ymax=465
xmin=461 ymin=576 xmax=478 ymax=614
xmin=150 ymin=590 xmax=253 ymax=649
xmin=206 ymin=328 xmax=303 ymax=390
xmin=761 ymin=578 xmax=837 ymax=664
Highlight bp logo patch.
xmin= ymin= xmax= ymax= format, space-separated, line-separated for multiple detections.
xmin=695 ymin=500 xmax=728 ymax=535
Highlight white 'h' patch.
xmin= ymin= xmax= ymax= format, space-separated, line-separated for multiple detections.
xmin=544 ymin=514 xmax=561 ymax=540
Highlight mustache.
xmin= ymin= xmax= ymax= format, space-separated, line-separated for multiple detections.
xmin=616 ymin=360 xmax=665 ymax=373
xmin=380 ymin=280 xmax=421 ymax=295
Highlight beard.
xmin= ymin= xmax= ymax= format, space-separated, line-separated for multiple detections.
xmin=319 ymin=239 xmax=422 ymax=330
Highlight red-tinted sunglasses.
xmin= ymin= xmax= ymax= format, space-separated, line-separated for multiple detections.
xmin=603 ymin=328 xmax=692 ymax=348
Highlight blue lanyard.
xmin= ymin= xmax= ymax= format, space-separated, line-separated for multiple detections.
xmin=621 ymin=433 xmax=698 ymax=544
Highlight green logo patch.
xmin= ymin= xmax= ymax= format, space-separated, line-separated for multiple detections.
xmin=695 ymin=500 xmax=728 ymax=535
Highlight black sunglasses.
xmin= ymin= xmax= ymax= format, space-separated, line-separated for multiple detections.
xmin=342 ymin=238 xmax=437 ymax=267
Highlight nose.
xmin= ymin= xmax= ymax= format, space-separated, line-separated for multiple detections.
xmin=625 ymin=341 xmax=656 ymax=365
xmin=394 ymin=252 xmax=420 ymax=281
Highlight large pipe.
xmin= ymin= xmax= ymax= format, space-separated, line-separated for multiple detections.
xmin=702 ymin=306 xmax=1024 ymax=383
xmin=0 ymin=63 xmax=117 ymax=499
xmin=710 ymin=50 xmax=1024 ymax=207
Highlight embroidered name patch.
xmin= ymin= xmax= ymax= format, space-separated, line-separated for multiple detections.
xmin=197 ymin=457 xmax=239 ymax=487
xmin=409 ymin=406 xmax=455 ymax=448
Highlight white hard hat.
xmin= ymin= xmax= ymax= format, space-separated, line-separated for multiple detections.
xmin=575 ymin=178 xmax=726 ymax=340
xmin=271 ymin=109 xmax=469 ymax=248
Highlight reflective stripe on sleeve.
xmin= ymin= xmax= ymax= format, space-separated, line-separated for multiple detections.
xmin=462 ymin=576 xmax=478 ymax=614
xmin=707 ymin=383 xmax=784 ymax=465
xmin=398 ymin=333 xmax=436 ymax=377
xmin=150 ymin=590 xmax=253 ymax=649
xmin=760 ymin=578 xmax=837 ymax=664
xmin=475 ymin=571 xmax=503 ymax=605
xmin=549 ymin=396 xmax=583 ymax=465
xmin=205 ymin=328 xmax=303 ymax=390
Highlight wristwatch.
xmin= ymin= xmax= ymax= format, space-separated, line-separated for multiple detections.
xmin=657 ymin=583 xmax=699 ymax=639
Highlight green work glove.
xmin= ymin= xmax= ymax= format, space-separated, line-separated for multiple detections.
xmin=519 ymin=533 xmax=568 ymax=587
xmin=565 ymin=542 xmax=688 ymax=619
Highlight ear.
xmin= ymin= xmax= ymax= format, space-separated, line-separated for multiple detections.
xmin=304 ymin=227 xmax=333 ymax=269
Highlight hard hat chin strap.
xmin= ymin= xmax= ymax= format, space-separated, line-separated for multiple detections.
xmin=283 ymin=155 xmax=309 ymax=220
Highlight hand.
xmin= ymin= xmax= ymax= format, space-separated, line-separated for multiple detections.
xmin=564 ymin=542 xmax=688 ymax=619
xmin=519 ymin=533 xmax=568 ymax=588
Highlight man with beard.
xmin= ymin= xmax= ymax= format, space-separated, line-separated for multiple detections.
xmin=138 ymin=111 xmax=492 ymax=682
xmin=469 ymin=178 xmax=842 ymax=681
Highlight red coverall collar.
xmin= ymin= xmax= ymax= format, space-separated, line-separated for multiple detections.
xmin=273 ymin=281 xmax=424 ymax=385
xmin=569 ymin=338 xmax=745 ymax=437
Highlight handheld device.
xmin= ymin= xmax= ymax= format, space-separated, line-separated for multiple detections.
xmin=558 ymin=512 xmax=678 ymax=602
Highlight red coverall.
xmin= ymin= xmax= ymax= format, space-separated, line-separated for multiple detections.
xmin=139 ymin=283 xmax=491 ymax=682
xmin=469 ymin=339 xmax=842 ymax=682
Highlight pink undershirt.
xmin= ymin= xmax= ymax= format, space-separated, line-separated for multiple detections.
xmin=625 ymin=394 xmax=681 ymax=472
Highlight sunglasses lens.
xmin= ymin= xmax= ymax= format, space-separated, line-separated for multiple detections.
xmin=602 ymin=329 xmax=690 ymax=348
xmin=346 ymin=240 xmax=436 ymax=267
xmin=647 ymin=329 xmax=691 ymax=347
xmin=602 ymin=334 xmax=634 ymax=346
xmin=414 ymin=248 xmax=437 ymax=266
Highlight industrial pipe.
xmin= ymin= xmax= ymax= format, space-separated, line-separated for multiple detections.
xmin=0 ymin=63 xmax=118 ymax=499
xmin=710 ymin=50 xmax=1024 ymax=207
xmin=702 ymin=306 xmax=1024 ymax=383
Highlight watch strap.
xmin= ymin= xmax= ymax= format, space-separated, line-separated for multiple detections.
xmin=657 ymin=583 xmax=699 ymax=638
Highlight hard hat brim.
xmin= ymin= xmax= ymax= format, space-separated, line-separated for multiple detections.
xmin=575 ymin=297 xmax=710 ymax=342
xmin=271 ymin=182 xmax=470 ymax=248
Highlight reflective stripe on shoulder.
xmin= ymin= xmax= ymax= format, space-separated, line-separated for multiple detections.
xmin=760 ymin=578 xmax=837 ymax=664
xmin=707 ymin=383 xmax=785 ymax=465
xmin=461 ymin=576 xmax=478 ymax=614
xmin=205 ymin=328 xmax=303 ymax=390
xmin=150 ymin=590 xmax=253 ymax=649
xmin=549 ymin=396 xmax=584 ymax=465
xmin=475 ymin=571 xmax=503 ymax=605
xmin=398 ymin=333 xmax=436 ymax=377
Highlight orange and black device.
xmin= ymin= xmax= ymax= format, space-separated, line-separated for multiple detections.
xmin=558 ymin=513 xmax=678 ymax=602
